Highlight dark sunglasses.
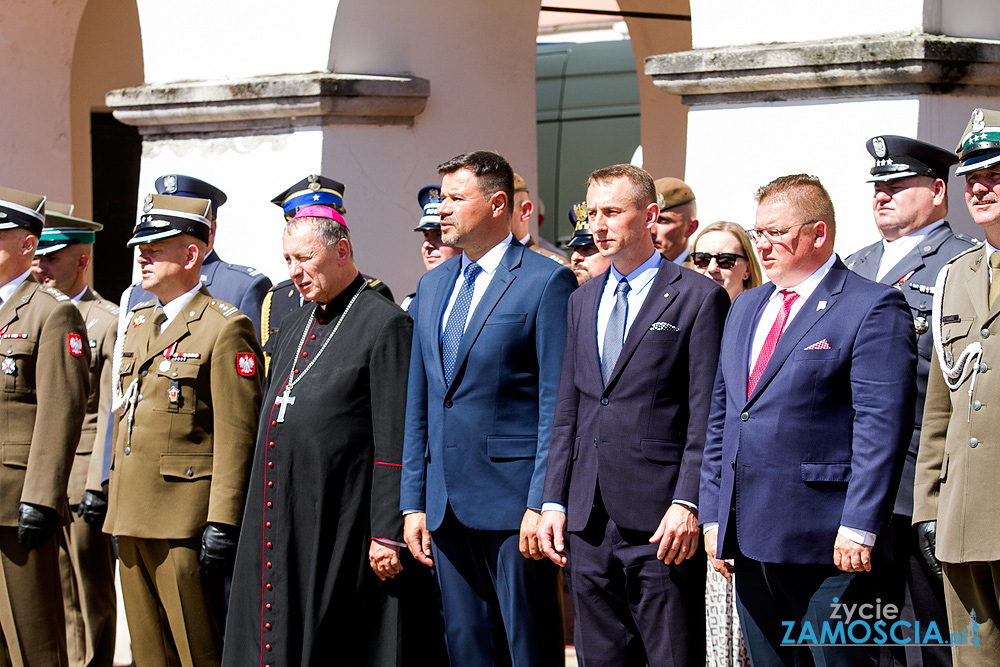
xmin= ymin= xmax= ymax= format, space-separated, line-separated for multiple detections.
xmin=691 ymin=252 xmax=747 ymax=269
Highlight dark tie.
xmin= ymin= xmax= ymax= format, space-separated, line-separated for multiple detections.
xmin=601 ymin=278 xmax=630 ymax=385
xmin=747 ymin=289 xmax=799 ymax=398
xmin=441 ymin=262 xmax=482 ymax=385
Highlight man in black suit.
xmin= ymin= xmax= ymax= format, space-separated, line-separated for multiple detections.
xmin=538 ymin=164 xmax=730 ymax=666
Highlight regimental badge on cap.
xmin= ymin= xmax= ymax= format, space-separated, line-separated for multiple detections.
xmin=68 ymin=333 xmax=83 ymax=357
xmin=572 ymin=201 xmax=588 ymax=231
xmin=972 ymin=108 xmax=986 ymax=134
xmin=872 ymin=137 xmax=887 ymax=158
xmin=163 ymin=175 xmax=178 ymax=194
xmin=308 ymin=174 xmax=322 ymax=192
xmin=237 ymin=352 xmax=256 ymax=377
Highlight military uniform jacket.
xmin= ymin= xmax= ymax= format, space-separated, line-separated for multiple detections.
xmin=846 ymin=222 xmax=975 ymax=516
xmin=68 ymin=287 xmax=119 ymax=504
xmin=0 ymin=277 xmax=90 ymax=525
xmin=913 ymin=244 xmax=1000 ymax=563
xmin=526 ymin=236 xmax=568 ymax=267
xmin=104 ymin=286 xmax=263 ymax=539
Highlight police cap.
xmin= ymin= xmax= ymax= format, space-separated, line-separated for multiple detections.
xmin=154 ymin=175 xmax=227 ymax=220
xmin=866 ymin=135 xmax=957 ymax=182
xmin=567 ymin=201 xmax=596 ymax=248
xmin=414 ymin=185 xmax=442 ymax=232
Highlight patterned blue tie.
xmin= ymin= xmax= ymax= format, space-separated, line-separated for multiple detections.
xmin=601 ymin=278 xmax=630 ymax=385
xmin=442 ymin=262 xmax=482 ymax=385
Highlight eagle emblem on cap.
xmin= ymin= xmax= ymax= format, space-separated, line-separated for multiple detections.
xmin=143 ymin=194 xmax=153 ymax=213
xmin=972 ymin=109 xmax=986 ymax=134
xmin=308 ymin=174 xmax=321 ymax=191
xmin=872 ymin=137 xmax=887 ymax=158
xmin=573 ymin=201 xmax=589 ymax=228
xmin=428 ymin=188 xmax=440 ymax=200
xmin=163 ymin=175 xmax=178 ymax=193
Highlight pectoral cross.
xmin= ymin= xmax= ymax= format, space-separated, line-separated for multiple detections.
xmin=274 ymin=387 xmax=296 ymax=423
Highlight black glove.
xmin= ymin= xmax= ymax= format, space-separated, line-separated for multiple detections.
xmin=199 ymin=523 xmax=239 ymax=576
xmin=111 ymin=535 xmax=119 ymax=560
xmin=77 ymin=490 xmax=108 ymax=528
xmin=915 ymin=520 xmax=943 ymax=580
xmin=17 ymin=503 xmax=57 ymax=551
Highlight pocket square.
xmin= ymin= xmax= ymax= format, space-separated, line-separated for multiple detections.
xmin=804 ymin=339 xmax=831 ymax=350
xmin=649 ymin=321 xmax=679 ymax=332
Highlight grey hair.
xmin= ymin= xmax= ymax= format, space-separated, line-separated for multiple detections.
xmin=285 ymin=216 xmax=354 ymax=257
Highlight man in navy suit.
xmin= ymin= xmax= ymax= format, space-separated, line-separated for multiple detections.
xmin=401 ymin=151 xmax=576 ymax=666
xmin=537 ymin=164 xmax=729 ymax=665
xmin=700 ymin=174 xmax=917 ymax=666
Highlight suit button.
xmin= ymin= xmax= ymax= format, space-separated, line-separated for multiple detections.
xmin=740 ymin=412 xmax=749 ymax=422
xmin=124 ymin=447 xmax=130 ymax=456
xmin=731 ymin=461 xmax=736 ymax=470
xmin=980 ymin=363 xmax=989 ymax=374
xmin=186 ymin=468 xmax=193 ymax=477
xmin=445 ymin=400 xmax=453 ymax=408
xmin=265 ymin=583 xmax=272 ymax=590
xmin=137 ymin=394 xmax=143 ymax=402
xmin=140 ymin=369 xmax=147 ymax=377
xmin=982 ymin=329 xmax=991 ymax=339
xmin=265 ymin=644 xmax=272 ymax=651
xmin=973 ymin=400 xmax=983 ymax=411
xmin=970 ymin=438 xmax=979 ymax=448
xmin=600 ymin=397 xmax=609 ymax=406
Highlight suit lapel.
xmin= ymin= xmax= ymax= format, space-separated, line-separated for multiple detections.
xmin=736 ymin=285 xmax=773 ymax=403
xmin=748 ymin=261 xmax=847 ymax=403
xmin=606 ymin=262 xmax=678 ymax=388
xmin=850 ymin=243 xmax=882 ymax=281
xmin=583 ymin=271 xmax=607 ymax=384
xmin=139 ymin=288 xmax=209 ymax=366
xmin=429 ymin=258 xmax=462 ymax=388
xmin=447 ymin=244 xmax=521 ymax=390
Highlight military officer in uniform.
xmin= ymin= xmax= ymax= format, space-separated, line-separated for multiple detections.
xmin=400 ymin=185 xmax=463 ymax=311
xmin=651 ymin=177 xmax=699 ymax=267
xmin=104 ymin=193 xmax=263 ymax=667
xmin=511 ymin=172 xmax=568 ymax=265
xmin=566 ymin=200 xmax=610 ymax=286
xmin=121 ymin=175 xmax=272 ymax=337
xmin=914 ymin=108 xmax=1000 ymax=666
xmin=846 ymin=134 xmax=972 ymax=667
xmin=261 ymin=175 xmax=392 ymax=367
xmin=0 ymin=186 xmax=91 ymax=666
xmin=31 ymin=205 xmax=118 ymax=667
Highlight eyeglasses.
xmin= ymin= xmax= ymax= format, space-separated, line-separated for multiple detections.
xmin=691 ymin=252 xmax=747 ymax=269
xmin=746 ymin=221 xmax=815 ymax=243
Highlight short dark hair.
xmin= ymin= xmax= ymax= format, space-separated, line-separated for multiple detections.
xmin=437 ymin=151 xmax=515 ymax=215
xmin=587 ymin=164 xmax=656 ymax=208
xmin=754 ymin=174 xmax=836 ymax=241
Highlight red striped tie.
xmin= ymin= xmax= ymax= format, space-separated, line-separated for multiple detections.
xmin=748 ymin=290 xmax=799 ymax=398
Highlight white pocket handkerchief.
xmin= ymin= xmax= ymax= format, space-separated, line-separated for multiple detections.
xmin=649 ymin=322 xmax=679 ymax=332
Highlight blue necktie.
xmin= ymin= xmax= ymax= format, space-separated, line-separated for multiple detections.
xmin=601 ymin=278 xmax=630 ymax=385
xmin=442 ymin=262 xmax=482 ymax=385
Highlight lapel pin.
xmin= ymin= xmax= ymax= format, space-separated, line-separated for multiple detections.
xmin=817 ymin=301 xmax=827 ymax=311
xmin=663 ymin=292 xmax=669 ymax=298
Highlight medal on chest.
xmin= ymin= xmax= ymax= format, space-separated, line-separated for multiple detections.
xmin=1 ymin=358 xmax=15 ymax=375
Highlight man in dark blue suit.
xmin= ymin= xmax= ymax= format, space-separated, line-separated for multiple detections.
xmin=700 ymin=174 xmax=917 ymax=666
xmin=401 ymin=151 xmax=576 ymax=666
xmin=537 ymin=164 xmax=730 ymax=666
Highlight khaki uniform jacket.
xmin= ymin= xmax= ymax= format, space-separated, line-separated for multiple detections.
xmin=72 ymin=287 xmax=119 ymax=504
xmin=525 ymin=236 xmax=568 ymax=267
xmin=0 ymin=276 xmax=90 ymax=525
xmin=913 ymin=244 xmax=1000 ymax=563
xmin=104 ymin=286 xmax=263 ymax=540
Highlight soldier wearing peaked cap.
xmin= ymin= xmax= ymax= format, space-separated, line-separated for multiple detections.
xmin=845 ymin=134 xmax=970 ymax=667
xmin=914 ymin=109 xmax=1000 ymax=666
xmin=260 ymin=175 xmax=393 ymax=369
xmin=567 ymin=200 xmax=610 ymax=286
xmin=104 ymin=193 xmax=264 ymax=667
xmin=400 ymin=185 xmax=463 ymax=311
xmin=0 ymin=186 xmax=91 ymax=666
xmin=121 ymin=174 xmax=272 ymax=338
xmin=510 ymin=172 xmax=568 ymax=265
xmin=652 ymin=177 xmax=699 ymax=267
xmin=31 ymin=206 xmax=118 ymax=667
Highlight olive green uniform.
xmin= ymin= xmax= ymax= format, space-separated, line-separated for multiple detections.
xmin=0 ymin=276 xmax=90 ymax=667
xmin=104 ymin=286 xmax=263 ymax=667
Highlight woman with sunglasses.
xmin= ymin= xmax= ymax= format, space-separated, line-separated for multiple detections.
xmin=691 ymin=221 xmax=762 ymax=302
xmin=691 ymin=221 xmax=759 ymax=667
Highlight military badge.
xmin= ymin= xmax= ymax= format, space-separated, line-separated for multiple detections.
xmin=308 ymin=174 xmax=321 ymax=191
xmin=68 ymin=333 xmax=83 ymax=357
xmin=163 ymin=175 xmax=178 ymax=193
xmin=133 ymin=315 xmax=146 ymax=327
xmin=1 ymin=358 xmax=14 ymax=375
xmin=89 ymin=339 xmax=97 ymax=348
xmin=914 ymin=316 xmax=929 ymax=334
xmin=168 ymin=380 xmax=180 ymax=404
xmin=159 ymin=360 xmax=171 ymax=373
xmin=972 ymin=108 xmax=986 ymax=134
xmin=143 ymin=194 xmax=153 ymax=213
xmin=237 ymin=353 xmax=256 ymax=377
xmin=872 ymin=137 xmax=887 ymax=158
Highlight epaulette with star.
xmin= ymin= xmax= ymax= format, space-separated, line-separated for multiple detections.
xmin=208 ymin=298 xmax=240 ymax=318
xmin=132 ymin=300 xmax=154 ymax=312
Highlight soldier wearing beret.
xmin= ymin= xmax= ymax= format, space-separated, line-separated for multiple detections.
xmin=914 ymin=108 xmax=1000 ymax=666
xmin=104 ymin=193 xmax=264 ymax=667
xmin=510 ymin=172 xmax=568 ymax=265
xmin=651 ymin=177 xmax=699 ymax=267
xmin=846 ymin=134 xmax=972 ymax=667
xmin=0 ymin=186 xmax=91 ymax=665
xmin=122 ymin=174 xmax=272 ymax=337
xmin=400 ymin=185 xmax=463 ymax=311
xmin=31 ymin=205 xmax=118 ymax=667
xmin=260 ymin=175 xmax=393 ymax=369
xmin=566 ymin=200 xmax=610 ymax=286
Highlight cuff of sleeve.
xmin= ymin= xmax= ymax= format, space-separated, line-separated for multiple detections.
xmin=702 ymin=522 xmax=719 ymax=533
xmin=401 ymin=509 xmax=422 ymax=515
xmin=373 ymin=537 xmax=406 ymax=548
xmin=672 ymin=499 xmax=698 ymax=512
xmin=838 ymin=525 xmax=876 ymax=546
xmin=541 ymin=502 xmax=566 ymax=514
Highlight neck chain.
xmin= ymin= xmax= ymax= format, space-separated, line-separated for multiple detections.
xmin=285 ymin=281 xmax=366 ymax=392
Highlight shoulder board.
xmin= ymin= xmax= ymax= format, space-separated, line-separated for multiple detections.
xmin=208 ymin=299 xmax=240 ymax=318
xmin=366 ymin=278 xmax=383 ymax=287
xmin=40 ymin=286 xmax=70 ymax=301
xmin=955 ymin=233 xmax=980 ymax=245
xmin=248 ymin=268 xmax=263 ymax=277
xmin=132 ymin=300 xmax=154 ymax=312
xmin=944 ymin=242 xmax=984 ymax=267
xmin=223 ymin=261 xmax=263 ymax=277
xmin=98 ymin=300 xmax=121 ymax=315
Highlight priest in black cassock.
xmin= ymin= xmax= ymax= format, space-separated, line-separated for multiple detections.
xmin=223 ymin=189 xmax=444 ymax=667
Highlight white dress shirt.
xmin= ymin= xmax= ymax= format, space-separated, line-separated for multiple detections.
xmin=596 ymin=251 xmax=661 ymax=361
xmin=0 ymin=270 xmax=31 ymax=307
xmin=875 ymin=219 xmax=946 ymax=283
xmin=157 ymin=283 xmax=203 ymax=333
xmin=70 ymin=286 xmax=87 ymax=304
xmin=440 ymin=233 xmax=513 ymax=337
